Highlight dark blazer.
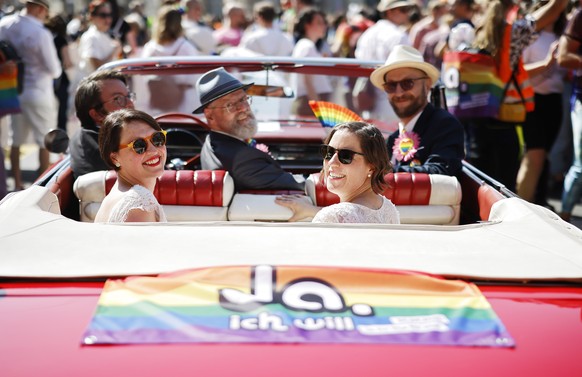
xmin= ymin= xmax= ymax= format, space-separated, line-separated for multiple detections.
xmin=201 ymin=131 xmax=304 ymax=191
xmin=387 ymin=103 xmax=465 ymax=176
xmin=70 ymin=127 xmax=109 ymax=179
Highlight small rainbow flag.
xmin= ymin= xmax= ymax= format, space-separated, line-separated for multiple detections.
xmin=82 ymin=265 xmax=514 ymax=347
xmin=308 ymin=101 xmax=363 ymax=128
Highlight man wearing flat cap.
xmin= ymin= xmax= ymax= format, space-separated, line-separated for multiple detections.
xmin=370 ymin=45 xmax=464 ymax=176
xmin=0 ymin=0 xmax=61 ymax=190
xmin=355 ymin=0 xmax=414 ymax=122
xmin=195 ymin=67 xmax=304 ymax=191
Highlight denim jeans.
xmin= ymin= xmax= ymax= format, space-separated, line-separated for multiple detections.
xmin=561 ymin=96 xmax=582 ymax=214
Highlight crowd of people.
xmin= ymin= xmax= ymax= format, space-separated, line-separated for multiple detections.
xmin=0 ymin=0 xmax=580 ymax=224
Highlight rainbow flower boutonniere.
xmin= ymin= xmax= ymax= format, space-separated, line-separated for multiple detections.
xmin=247 ymin=138 xmax=271 ymax=156
xmin=392 ymin=131 xmax=421 ymax=163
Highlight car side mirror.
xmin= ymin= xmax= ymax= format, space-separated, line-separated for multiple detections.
xmin=44 ymin=129 xmax=69 ymax=154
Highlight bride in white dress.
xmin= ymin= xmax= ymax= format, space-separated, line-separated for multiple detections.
xmin=276 ymin=122 xmax=400 ymax=224
xmin=94 ymin=109 xmax=168 ymax=223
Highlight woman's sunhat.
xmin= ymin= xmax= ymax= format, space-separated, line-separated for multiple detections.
xmin=370 ymin=45 xmax=440 ymax=89
xmin=193 ymin=67 xmax=253 ymax=114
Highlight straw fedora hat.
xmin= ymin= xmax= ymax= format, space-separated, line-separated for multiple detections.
xmin=193 ymin=67 xmax=253 ymax=114
xmin=370 ymin=45 xmax=440 ymax=89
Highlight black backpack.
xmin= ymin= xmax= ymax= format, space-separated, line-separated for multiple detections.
xmin=0 ymin=40 xmax=24 ymax=94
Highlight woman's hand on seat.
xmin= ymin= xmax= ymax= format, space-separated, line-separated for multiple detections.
xmin=275 ymin=194 xmax=320 ymax=222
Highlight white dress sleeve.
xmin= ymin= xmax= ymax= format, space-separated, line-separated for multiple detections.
xmin=107 ymin=185 xmax=167 ymax=223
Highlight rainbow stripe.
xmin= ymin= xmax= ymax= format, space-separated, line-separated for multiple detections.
xmin=82 ymin=266 xmax=514 ymax=347
xmin=0 ymin=62 xmax=20 ymax=116
xmin=443 ymin=51 xmax=503 ymax=120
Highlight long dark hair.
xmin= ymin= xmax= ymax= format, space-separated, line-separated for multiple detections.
xmin=293 ymin=7 xmax=326 ymax=51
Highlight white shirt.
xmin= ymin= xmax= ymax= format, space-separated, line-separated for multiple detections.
xmin=398 ymin=111 xmax=423 ymax=135
xmin=291 ymin=38 xmax=332 ymax=97
xmin=140 ymin=38 xmax=201 ymax=114
xmin=522 ymin=30 xmax=565 ymax=95
xmin=240 ymin=25 xmax=294 ymax=56
xmin=355 ymin=19 xmax=410 ymax=61
xmin=182 ymin=19 xmax=216 ymax=55
xmin=0 ymin=11 xmax=61 ymax=100
xmin=354 ymin=19 xmax=408 ymax=123
xmin=78 ymin=25 xmax=118 ymax=76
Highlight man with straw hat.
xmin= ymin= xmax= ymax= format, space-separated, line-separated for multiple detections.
xmin=370 ymin=45 xmax=464 ymax=176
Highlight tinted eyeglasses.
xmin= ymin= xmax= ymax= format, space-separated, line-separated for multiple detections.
xmin=320 ymin=144 xmax=364 ymax=165
xmin=119 ymin=130 xmax=167 ymax=155
xmin=101 ymin=92 xmax=136 ymax=108
xmin=382 ymin=77 xmax=428 ymax=94
xmin=207 ymin=95 xmax=252 ymax=114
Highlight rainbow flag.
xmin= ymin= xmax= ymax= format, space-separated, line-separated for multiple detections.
xmin=442 ymin=51 xmax=504 ymax=120
xmin=0 ymin=61 xmax=20 ymax=116
xmin=82 ymin=265 xmax=514 ymax=347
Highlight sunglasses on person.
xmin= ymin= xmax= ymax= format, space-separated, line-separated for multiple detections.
xmin=119 ymin=130 xmax=167 ymax=154
xmin=320 ymin=144 xmax=364 ymax=165
xmin=382 ymin=76 xmax=428 ymax=94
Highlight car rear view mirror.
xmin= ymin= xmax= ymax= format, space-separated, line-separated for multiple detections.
xmin=246 ymin=84 xmax=294 ymax=98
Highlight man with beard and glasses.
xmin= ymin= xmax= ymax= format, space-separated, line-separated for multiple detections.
xmin=194 ymin=67 xmax=305 ymax=191
xmin=370 ymin=45 xmax=465 ymax=176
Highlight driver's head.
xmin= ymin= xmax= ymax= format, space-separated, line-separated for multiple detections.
xmin=75 ymin=70 xmax=134 ymax=129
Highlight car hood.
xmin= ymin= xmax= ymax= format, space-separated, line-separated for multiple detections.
xmin=1 ymin=186 xmax=582 ymax=281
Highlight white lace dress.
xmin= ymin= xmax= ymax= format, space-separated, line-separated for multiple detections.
xmin=312 ymin=197 xmax=400 ymax=224
xmin=106 ymin=185 xmax=167 ymax=223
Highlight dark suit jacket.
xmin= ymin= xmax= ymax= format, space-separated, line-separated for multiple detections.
xmin=201 ymin=131 xmax=304 ymax=191
xmin=70 ymin=126 xmax=109 ymax=179
xmin=387 ymin=103 xmax=465 ymax=176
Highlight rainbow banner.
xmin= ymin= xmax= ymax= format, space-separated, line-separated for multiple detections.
xmin=82 ymin=265 xmax=514 ymax=347
xmin=442 ymin=51 xmax=504 ymax=120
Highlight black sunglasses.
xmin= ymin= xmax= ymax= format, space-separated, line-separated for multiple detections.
xmin=320 ymin=144 xmax=364 ymax=165
xmin=382 ymin=77 xmax=428 ymax=94
xmin=119 ymin=131 xmax=167 ymax=155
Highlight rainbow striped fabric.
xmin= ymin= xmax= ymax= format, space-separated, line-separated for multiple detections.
xmin=0 ymin=61 xmax=20 ymax=116
xmin=82 ymin=265 xmax=514 ymax=347
xmin=442 ymin=51 xmax=504 ymax=120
